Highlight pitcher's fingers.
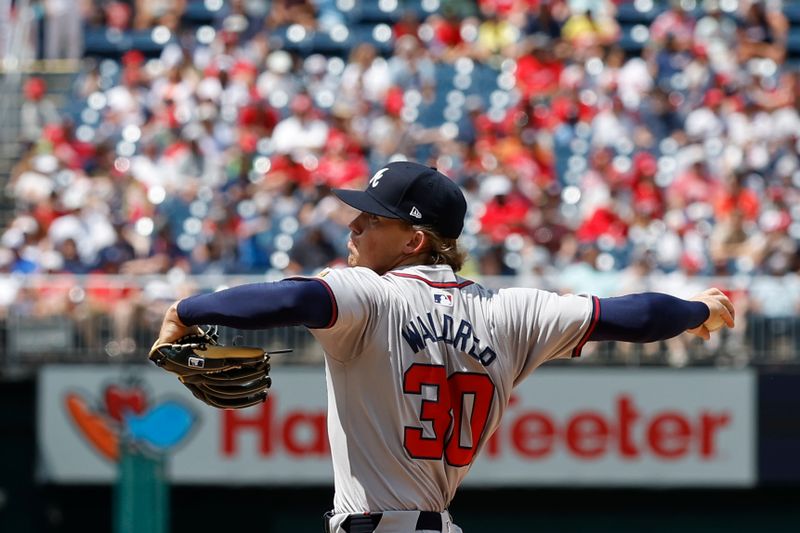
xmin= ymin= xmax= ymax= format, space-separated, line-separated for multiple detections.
xmin=694 ymin=325 xmax=710 ymax=340
xmin=714 ymin=292 xmax=735 ymax=316
xmin=706 ymin=287 xmax=724 ymax=297
xmin=688 ymin=325 xmax=710 ymax=340
xmin=719 ymin=305 xmax=735 ymax=328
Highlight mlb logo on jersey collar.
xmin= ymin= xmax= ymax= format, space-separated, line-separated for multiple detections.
xmin=432 ymin=290 xmax=454 ymax=307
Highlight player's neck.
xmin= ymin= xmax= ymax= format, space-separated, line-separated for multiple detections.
xmin=378 ymin=254 xmax=433 ymax=275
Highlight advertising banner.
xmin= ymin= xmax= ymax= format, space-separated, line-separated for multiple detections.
xmin=38 ymin=366 xmax=755 ymax=486
xmin=466 ymin=369 xmax=755 ymax=487
xmin=757 ymin=371 xmax=800 ymax=484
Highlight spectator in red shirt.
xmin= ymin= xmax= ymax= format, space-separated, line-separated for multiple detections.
xmin=668 ymin=158 xmax=719 ymax=208
xmin=714 ymin=169 xmax=760 ymax=222
xmin=478 ymin=175 xmax=533 ymax=243
xmin=425 ymin=9 xmax=468 ymax=60
xmin=630 ymin=152 xmax=665 ymax=219
xmin=316 ymin=132 xmax=369 ymax=189
xmin=393 ymin=9 xmax=422 ymax=43
xmin=20 ymin=77 xmax=60 ymax=147
xmin=576 ymin=201 xmax=629 ymax=247
xmin=515 ymin=36 xmax=564 ymax=99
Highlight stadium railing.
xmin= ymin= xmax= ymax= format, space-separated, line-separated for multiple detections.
xmin=0 ymin=272 xmax=796 ymax=375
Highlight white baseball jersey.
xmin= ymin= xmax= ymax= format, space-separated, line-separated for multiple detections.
xmin=310 ymin=264 xmax=596 ymax=514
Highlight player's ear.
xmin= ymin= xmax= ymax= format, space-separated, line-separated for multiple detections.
xmin=402 ymin=228 xmax=427 ymax=256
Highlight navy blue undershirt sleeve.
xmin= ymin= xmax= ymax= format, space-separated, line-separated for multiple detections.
xmin=589 ymin=293 xmax=710 ymax=343
xmin=176 ymin=278 xmax=334 ymax=330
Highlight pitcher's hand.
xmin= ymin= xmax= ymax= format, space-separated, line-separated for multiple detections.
xmin=151 ymin=301 xmax=203 ymax=352
xmin=687 ymin=288 xmax=735 ymax=340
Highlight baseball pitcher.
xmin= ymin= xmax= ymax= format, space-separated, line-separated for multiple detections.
xmin=152 ymin=161 xmax=734 ymax=533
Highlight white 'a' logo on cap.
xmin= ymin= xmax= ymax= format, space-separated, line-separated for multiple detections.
xmin=369 ymin=168 xmax=389 ymax=188
xmin=410 ymin=206 xmax=422 ymax=218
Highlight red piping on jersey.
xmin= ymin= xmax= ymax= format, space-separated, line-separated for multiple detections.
xmin=286 ymin=276 xmax=338 ymax=329
xmin=313 ymin=278 xmax=338 ymax=329
xmin=388 ymin=272 xmax=474 ymax=289
xmin=572 ymin=295 xmax=600 ymax=358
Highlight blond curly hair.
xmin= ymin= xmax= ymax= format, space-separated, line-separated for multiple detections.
xmin=414 ymin=225 xmax=468 ymax=272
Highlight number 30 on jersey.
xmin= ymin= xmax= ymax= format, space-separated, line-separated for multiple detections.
xmin=402 ymin=363 xmax=495 ymax=467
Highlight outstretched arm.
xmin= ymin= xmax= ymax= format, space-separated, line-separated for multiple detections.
xmin=589 ymin=288 xmax=734 ymax=343
xmin=154 ymin=279 xmax=335 ymax=345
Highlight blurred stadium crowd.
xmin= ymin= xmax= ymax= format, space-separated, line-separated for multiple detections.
xmin=2 ymin=0 xmax=800 ymax=366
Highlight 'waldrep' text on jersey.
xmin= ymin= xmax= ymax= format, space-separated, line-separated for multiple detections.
xmin=401 ymin=313 xmax=497 ymax=366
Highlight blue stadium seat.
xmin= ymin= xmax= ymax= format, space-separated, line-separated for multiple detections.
xmin=787 ymin=26 xmax=800 ymax=54
xmin=182 ymin=0 xmax=221 ymax=25
xmin=470 ymin=64 xmax=499 ymax=95
xmin=269 ymin=25 xmax=315 ymax=54
xmin=130 ymin=29 xmax=178 ymax=55
xmin=418 ymin=99 xmax=446 ymax=127
xmin=346 ymin=2 xmax=403 ymax=24
xmin=618 ymin=24 xmax=646 ymax=54
xmin=83 ymin=29 xmax=129 ymax=57
xmin=83 ymin=28 xmax=176 ymax=58
xmin=402 ymin=0 xmax=444 ymax=19
xmin=350 ymin=24 xmax=395 ymax=55
xmin=615 ymin=2 xmax=663 ymax=24
xmin=310 ymin=29 xmax=355 ymax=57
xmin=784 ymin=3 xmax=800 ymax=24
xmin=786 ymin=56 xmax=800 ymax=69
xmin=434 ymin=63 xmax=456 ymax=84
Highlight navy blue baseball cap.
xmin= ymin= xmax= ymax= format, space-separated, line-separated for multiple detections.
xmin=332 ymin=161 xmax=467 ymax=239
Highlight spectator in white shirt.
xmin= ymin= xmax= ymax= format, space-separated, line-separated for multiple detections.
xmin=271 ymin=93 xmax=329 ymax=155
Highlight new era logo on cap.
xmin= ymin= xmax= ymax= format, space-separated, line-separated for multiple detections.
xmin=331 ymin=161 xmax=467 ymax=239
